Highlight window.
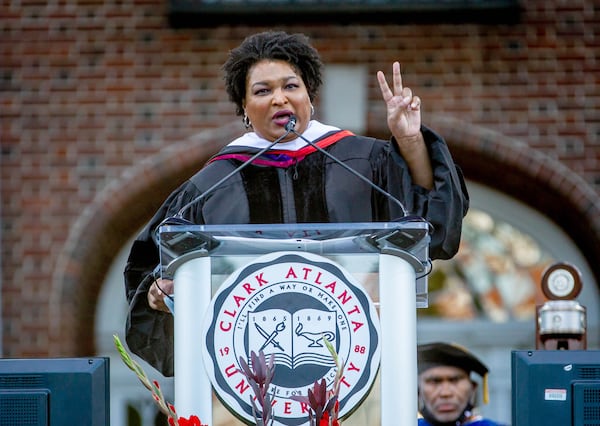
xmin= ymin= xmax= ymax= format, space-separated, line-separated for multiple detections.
xmin=168 ymin=0 xmax=520 ymax=27
xmin=420 ymin=208 xmax=554 ymax=322
xmin=419 ymin=182 xmax=598 ymax=324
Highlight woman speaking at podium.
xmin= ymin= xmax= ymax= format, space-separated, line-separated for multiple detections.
xmin=124 ymin=30 xmax=469 ymax=376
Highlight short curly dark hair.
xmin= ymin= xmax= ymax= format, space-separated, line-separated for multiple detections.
xmin=223 ymin=31 xmax=324 ymax=117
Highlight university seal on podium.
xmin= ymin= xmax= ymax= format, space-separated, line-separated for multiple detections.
xmin=202 ymin=251 xmax=381 ymax=426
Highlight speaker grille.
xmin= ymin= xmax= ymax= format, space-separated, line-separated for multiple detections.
xmin=574 ymin=383 xmax=600 ymax=426
xmin=579 ymin=367 xmax=600 ymax=380
xmin=0 ymin=390 xmax=48 ymax=426
xmin=0 ymin=375 xmax=44 ymax=389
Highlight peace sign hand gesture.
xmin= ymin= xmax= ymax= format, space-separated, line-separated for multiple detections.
xmin=377 ymin=61 xmax=433 ymax=190
xmin=377 ymin=61 xmax=422 ymax=143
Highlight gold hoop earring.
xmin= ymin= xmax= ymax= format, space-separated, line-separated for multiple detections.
xmin=242 ymin=112 xmax=252 ymax=129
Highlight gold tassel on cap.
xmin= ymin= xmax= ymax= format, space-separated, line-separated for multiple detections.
xmin=483 ymin=373 xmax=489 ymax=404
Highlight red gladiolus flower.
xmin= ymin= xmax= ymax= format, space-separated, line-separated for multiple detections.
xmin=178 ymin=415 xmax=203 ymax=426
xmin=167 ymin=415 xmax=204 ymax=426
xmin=319 ymin=411 xmax=330 ymax=426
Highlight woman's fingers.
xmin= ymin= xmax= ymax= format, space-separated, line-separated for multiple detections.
xmin=393 ymin=61 xmax=403 ymax=94
xmin=409 ymin=95 xmax=421 ymax=111
xmin=377 ymin=70 xmax=393 ymax=102
xmin=148 ymin=279 xmax=173 ymax=312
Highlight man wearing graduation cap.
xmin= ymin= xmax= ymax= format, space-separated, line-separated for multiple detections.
xmin=417 ymin=342 xmax=504 ymax=426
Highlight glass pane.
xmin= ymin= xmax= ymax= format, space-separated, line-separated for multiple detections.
xmin=419 ymin=208 xmax=555 ymax=321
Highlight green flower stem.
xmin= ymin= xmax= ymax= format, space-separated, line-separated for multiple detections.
xmin=113 ymin=334 xmax=178 ymax=422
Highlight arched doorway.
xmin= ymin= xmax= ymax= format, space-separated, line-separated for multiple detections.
xmin=50 ymin=121 xmax=600 ymax=424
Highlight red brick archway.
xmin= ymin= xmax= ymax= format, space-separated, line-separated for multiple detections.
xmin=51 ymin=121 xmax=600 ymax=355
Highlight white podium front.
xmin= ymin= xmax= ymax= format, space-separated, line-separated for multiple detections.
xmin=158 ymin=220 xmax=430 ymax=426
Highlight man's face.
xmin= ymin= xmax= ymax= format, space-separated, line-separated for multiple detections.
xmin=418 ymin=366 xmax=476 ymax=423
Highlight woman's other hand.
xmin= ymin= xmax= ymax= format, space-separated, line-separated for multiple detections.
xmin=147 ymin=278 xmax=174 ymax=312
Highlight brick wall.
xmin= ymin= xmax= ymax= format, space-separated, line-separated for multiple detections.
xmin=1 ymin=0 xmax=599 ymax=356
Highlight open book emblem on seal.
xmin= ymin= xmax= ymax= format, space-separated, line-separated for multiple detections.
xmin=202 ymin=251 xmax=381 ymax=426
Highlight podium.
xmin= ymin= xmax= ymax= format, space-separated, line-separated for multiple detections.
xmin=158 ymin=220 xmax=430 ymax=426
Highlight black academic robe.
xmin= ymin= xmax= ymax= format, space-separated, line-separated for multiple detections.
xmin=124 ymin=124 xmax=469 ymax=376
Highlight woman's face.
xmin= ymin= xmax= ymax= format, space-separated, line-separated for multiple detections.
xmin=244 ymin=59 xmax=312 ymax=142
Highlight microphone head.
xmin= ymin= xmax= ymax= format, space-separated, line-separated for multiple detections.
xmin=285 ymin=115 xmax=297 ymax=132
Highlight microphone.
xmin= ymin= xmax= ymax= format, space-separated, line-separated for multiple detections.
xmin=286 ymin=115 xmax=411 ymax=218
xmin=285 ymin=115 xmax=297 ymax=132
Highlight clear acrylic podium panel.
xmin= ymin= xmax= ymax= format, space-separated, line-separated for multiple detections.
xmin=158 ymin=221 xmax=431 ymax=426
xmin=158 ymin=221 xmax=431 ymax=308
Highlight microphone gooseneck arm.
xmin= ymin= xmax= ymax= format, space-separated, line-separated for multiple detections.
xmin=287 ymin=116 xmax=409 ymax=217
xmin=172 ymin=126 xmax=295 ymax=220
